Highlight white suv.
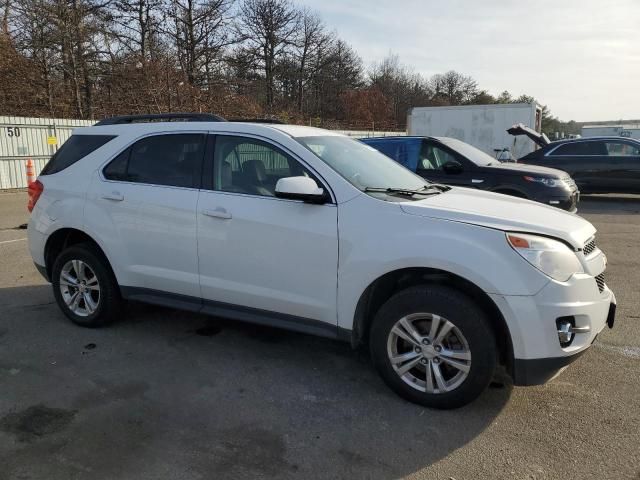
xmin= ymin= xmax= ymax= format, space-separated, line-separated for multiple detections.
xmin=27 ymin=114 xmax=616 ymax=408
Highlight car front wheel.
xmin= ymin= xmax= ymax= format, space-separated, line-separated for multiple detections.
xmin=370 ymin=285 xmax=497 ymax=409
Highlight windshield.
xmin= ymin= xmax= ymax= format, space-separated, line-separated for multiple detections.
xmin=296 ymin=136 xmax=429 ymax=192
xmin=435 ymin=137 xmax=496 ymax=166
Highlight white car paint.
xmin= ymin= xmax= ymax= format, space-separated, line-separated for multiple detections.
xmin=28 ymin=121 xmax=614 ymax=381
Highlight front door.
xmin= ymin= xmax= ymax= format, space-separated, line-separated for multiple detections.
xmin=197 ymin=134 xmax=339 ymax=331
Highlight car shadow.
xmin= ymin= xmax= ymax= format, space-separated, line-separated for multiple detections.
xmin=579 ymin=194 xmax=640 ymax=215
xmin=0 ymin=284 xmax=511 ymax=479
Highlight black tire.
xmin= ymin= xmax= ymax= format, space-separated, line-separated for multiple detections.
xmin=369 ymin=285 xmax=497 ymax=409
xmin=51 ymin=243 xmax=123 ymax=327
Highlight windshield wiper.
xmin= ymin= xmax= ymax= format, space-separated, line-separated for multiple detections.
xmin=424 ymin=183 xmax=451 ymax=192
xmin=364 ymin=185 xmax=444 ymax=196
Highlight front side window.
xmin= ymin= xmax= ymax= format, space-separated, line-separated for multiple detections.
xmin=213 ymin=136 xmax=312 ymax=197
xmin=419 ymin=144 xmax=457 ymax=171
xmin=42 ymin=134 xmax=116 ymax=175
xmin=103 ymin=134 xmax=205 ymax=188
xmin=605 ymin=142 xmax=640 ymax=156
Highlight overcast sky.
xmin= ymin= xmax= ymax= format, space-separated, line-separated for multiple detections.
xmin=296 ymin=0 xmax=640 ymax=122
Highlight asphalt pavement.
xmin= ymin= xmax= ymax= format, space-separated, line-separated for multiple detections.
xmin=0 ymin=191 xmax=638 ymax=480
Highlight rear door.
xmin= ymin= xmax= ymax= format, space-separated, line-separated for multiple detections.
xmin=89 ymin=132 xmax=205 ymax=297
xmin=603 ymin=140 xmax=640 ymax=193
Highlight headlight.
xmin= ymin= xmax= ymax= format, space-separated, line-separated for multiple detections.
xmin=523 ymin=176 xmax=561 ymax=187
xmin=507 ymin=233 xmax=584 ymax=281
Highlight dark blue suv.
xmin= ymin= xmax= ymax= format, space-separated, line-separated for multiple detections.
xmin=361 ymin=136 xmax=580 ymax=212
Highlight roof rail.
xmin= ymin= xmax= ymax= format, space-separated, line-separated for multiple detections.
xmin=228 ymin=118 xmax=285 ymax=124
xmin=95 ymin=113 xmax=227 ymax=126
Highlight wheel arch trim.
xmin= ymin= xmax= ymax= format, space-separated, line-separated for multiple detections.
xmin=350 ymin=267 xmax=515 ymax=374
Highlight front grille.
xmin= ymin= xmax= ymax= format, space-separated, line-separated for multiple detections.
xmin=596 ymin=273 xmax=605 ymax=293
xmin=583 ymin=238 xmax=597 ymax=256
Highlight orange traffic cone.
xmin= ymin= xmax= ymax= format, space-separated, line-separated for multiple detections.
xmin=26 ymin=158 xmax=36 ymax=186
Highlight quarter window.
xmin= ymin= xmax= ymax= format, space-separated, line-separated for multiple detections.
xmin=213 ymin=136 xmax=313 ymax=197
xmin=103 ymin=134 xmax=205 ymax=188
xmin=605 ymin=142 xmax=640 ymax=156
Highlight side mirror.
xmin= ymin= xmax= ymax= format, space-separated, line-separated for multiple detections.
xmin=442 ymin=160 xmax=463 ymax=174
xmin=275 ymin=176 xmax=328 ymax=204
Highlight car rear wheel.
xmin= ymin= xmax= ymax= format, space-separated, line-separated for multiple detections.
xmin=370 ymin=285 xmax=497 ymax=409
xmin=52 ymin=243 xmax=122 ymax=327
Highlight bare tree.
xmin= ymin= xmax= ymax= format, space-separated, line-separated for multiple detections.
xmin=111 ymin=0 xmax=162 ymax=62
xmin=370 ymin=54 xmax=432 ymax=125
xmin=236 ymin=0 xmax=299 ymax=109
xmin=292 ymin=8 xmax=325 ymax=112
xmin=164 ymin=0 xmax=235 ymax=91
xmin=1 ymin=0 xmax=10 ymax=36
xmin=430 ymin=70 xmax=478 ymax=105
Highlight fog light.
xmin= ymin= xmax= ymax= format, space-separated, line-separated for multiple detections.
xmin=557 ymin=320 xmax=574 ymax=346
xmin=556 ymin=316 xmax=591 ymax=348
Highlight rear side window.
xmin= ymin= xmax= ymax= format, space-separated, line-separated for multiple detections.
xmin=551 ymin=141 xmax=607 ymax=156
xmin=103 ymin=134 xmax=206 ymax=188
xmin=41 ymin=135 xmax=116 ymax=174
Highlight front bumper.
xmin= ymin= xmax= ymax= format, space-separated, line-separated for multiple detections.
xmin=533 ymin=189 xmax=579 ymax=213
xmin=512 ymin=350 xmax=587 ymax=386
xmin=489 ymin=272 xmax=615 ymax=385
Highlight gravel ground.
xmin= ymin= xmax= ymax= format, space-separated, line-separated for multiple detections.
xmin=0 ymin=191 xmax=638 ymax=480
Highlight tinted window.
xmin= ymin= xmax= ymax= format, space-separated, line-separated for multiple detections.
xmin=605 ymin=142 xmax=640 ymax=156
xmin=434 ymin=137 xmax=495 ymax=166
xmin=551 ymin=141 xmax=607 ymax=156
xmin=419 ymin=144 xmax=457 ymax=171
xmin=41 ymin=135 xmax=116 ymax=174
xmin=364 ymin=139 xmax=422 ymax=171
xmin=214 ymin=136 xmax=312 ymax=197
xmin=103 ymin=150 xmax=129 ymax=181
xmin=104 ymin=134 xmax=205 ymax=188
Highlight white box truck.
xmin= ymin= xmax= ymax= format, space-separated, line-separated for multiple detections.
xmin=407 ymin=103 xmax=543 ymax=160
xmin=581 ymin=124 xmax=640 ymax=140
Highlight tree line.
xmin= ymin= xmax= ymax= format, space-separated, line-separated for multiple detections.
xmin=0 ymin=0 xmax=575 ymax=132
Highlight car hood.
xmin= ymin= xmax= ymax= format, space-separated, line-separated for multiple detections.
xmin=488 ymin=161 xmax=569 ymax=178
xmin=400 ymin=187 xmax=594 ymax=248
xmin=507 ymin=123 xmax=550 ymax=147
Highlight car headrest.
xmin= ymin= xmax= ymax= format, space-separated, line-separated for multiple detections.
xmin=242 ymin=160 xmax=267 ymax=183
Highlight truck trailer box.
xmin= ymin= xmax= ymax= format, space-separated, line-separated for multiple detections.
xmin=407 ymin=103 xmax=543 ymax=159
xmin=581 ymin=124 xmax=640 ymax=140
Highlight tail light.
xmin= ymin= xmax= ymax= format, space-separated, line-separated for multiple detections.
xmin=27 ymin=180 xmax=44 ymax=212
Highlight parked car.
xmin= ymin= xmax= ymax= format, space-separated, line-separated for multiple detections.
xmin=509 ymin=123 xmax=640 ymax=194
xmin=28 ymin=114 xmax=615 ymax=409
xmin=361 ymin=136 xmax=580 ymax=212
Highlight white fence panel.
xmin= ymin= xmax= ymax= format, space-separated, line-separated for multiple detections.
xmin=0 ymin=116 xmax=95 ymax=189
xmin=334 ymin=130 xmax=406 ymax=138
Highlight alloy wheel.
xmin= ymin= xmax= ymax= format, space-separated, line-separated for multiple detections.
xmin=386 ymin=312 xmax=472 ymax=394
xmin=59 ymin=259 xmax=101 ymax=317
